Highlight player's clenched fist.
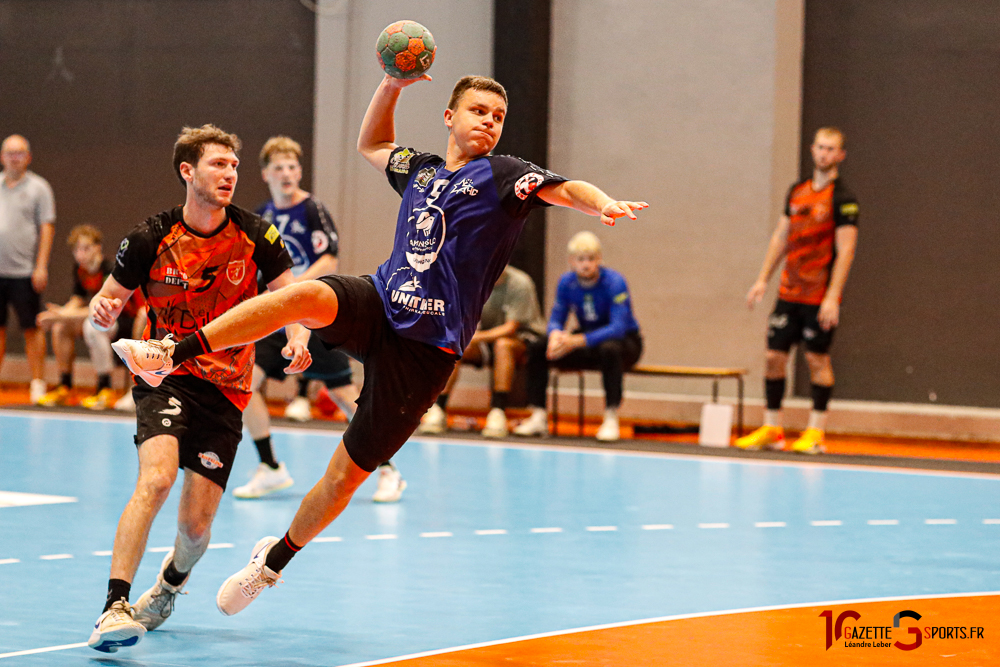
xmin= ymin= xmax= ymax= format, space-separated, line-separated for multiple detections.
xmin=90 ymin=296 xmax=121 ymax=331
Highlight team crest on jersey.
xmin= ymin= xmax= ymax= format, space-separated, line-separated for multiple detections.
xmin=390 ymin=148 xmax=414 ymax=174
xmin=265 ymin=224 xmax=280 ymax=245
xmin=415 ymin=167 xmax=436 ymax=189
xmin=198 ymin=451 xmax=223 ymax=470
xmin=451 ymin=178 xmax=478 ymax=196
xmin=227 ymin=260 xmax=245 ymax=285
xmin=514 ymin=172 xmax=545 ymax=200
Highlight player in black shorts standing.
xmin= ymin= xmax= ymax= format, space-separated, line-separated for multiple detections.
xmin=112 ymin=74 xmax=646 ymax=619
xmin=233 ymin=136 xmax=406 ymax=502
xmin=736 ymin=127 xmax=859 ymax=454
xmin=85 ymin=125 xmax=307 ymax=653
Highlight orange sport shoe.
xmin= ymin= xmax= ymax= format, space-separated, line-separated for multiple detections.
xmin=734 ymin=425 xmax=785 ymax=451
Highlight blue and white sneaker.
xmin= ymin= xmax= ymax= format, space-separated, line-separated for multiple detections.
xmin=111 ymin=335 xmax=175 ymax=388
xmin=216 ymin=536 xmax=281 ymax=616
xmin=88 ymin=598 xmax=145 ymax=653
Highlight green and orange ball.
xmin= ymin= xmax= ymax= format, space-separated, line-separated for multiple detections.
xmin=377 ymin=20 xmax=436 ymax=79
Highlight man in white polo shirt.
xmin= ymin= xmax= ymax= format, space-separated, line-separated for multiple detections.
xmin=0 ymin=134 xmax=55 ymax=403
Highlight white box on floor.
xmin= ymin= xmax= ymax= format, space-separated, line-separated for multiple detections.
xmin=699 ymin=403 xmax=734 ymax=447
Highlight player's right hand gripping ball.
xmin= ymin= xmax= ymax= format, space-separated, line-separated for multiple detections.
xmin=377 ymin=20 xmax=436 ymax=79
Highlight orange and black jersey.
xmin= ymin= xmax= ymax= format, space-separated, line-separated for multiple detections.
xmin=780 ymin=178 xmax=859 ymax=305
xmin=111 ymin=205 xmax=292 ymax=409
xmin=74 ymin=258 xmax=145 ymax=317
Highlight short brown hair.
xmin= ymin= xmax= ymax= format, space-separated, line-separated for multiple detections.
xmin=815 ymin=126 xmax=846 ymax=150
xmin=67 ymin=224 xmax=102 ymax=247
xmin=172 ymin=124 xmax=241 ymax=187
xmin=448 ymin=75 xmax=508 ymax=110
xmin=259 ymin=136 xmax=303 ymax=168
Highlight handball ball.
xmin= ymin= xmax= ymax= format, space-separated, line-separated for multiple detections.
xmin=377 ymin=20 xmax=436 ymax=79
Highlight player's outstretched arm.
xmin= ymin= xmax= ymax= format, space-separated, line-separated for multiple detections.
xmin=88 ymin=275 xmax=134 ymax=332
xmin=537 ymin=181 xmax=647 ymax=227
xmin=746 ymin=215 xmax=791 ymax=309
xmin=357 ymin=73 xmax=431 ymax=172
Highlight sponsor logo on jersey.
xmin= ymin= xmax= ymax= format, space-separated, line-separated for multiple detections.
xmin=390 ymin=148 xmax=414 ymax=174
xmin=515 ymin=172 xmax=545 ymax=200
xmin=390 ymin=289 xmax=446 ymax=316
xmin=116 ymin=239 xmax=129 ymax=267
xmin=226 ymin=260 xmax=245 ymax=285
xmin=163 ymin=267 xmax=190 ymax=289
xmin=199 ymin=451 xmax=224 ymax=470
xmin=398 ymin=277 xmax=422 ymax=292
xmin=415 ymin=167 xmax=436 ymax=189
xmin=415 ymin=211 xmax=435 ymax=236
xmin=265 ymin=224 xmax=280 ymax=245
xmin=158 ymin=396 xmax=182 ymax=416
xmin=311 ymin=230 xmax=330 ymax=254
xmin=451 ymin=178 xmax=478 ymax=196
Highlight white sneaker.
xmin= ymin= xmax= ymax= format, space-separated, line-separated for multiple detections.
xmin=372 ymin=465 xmax=406 ymax=503
xmin=132 ymin=549 xmax=188 ymax=631
xmin=283 ymin=395 xmax=312 ymax=422
xmin=88 ymin=598 xmax=146 ymax=653
xmin=29 ymin=378 xmax=47 ymax=404
xmin=596 ymin=413 xmax=620 ymax=442
xmin=481 ymin=407 xmax=509 ymax=438
xmin=216 ymin=536 xmax=281 ymax=616
xmin=233 ymin=463 xmax=294 ymax=499
xmin=114 ymin=388 xmax=136 ymax=412
xmin=416 ymin=403 xmax=447 ymax=434
xmin=513 ymin=409 xmax=548 ymax=437
xmin=111 ymin=335 xmax=175 ymax=388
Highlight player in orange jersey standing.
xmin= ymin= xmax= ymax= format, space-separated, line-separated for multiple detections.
xmin=736 ymin=127 xmax=859 ymax=454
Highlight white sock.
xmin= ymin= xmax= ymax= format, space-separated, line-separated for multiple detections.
xmin=764 ymin=410 xmax=783 ymax=428
xmin=807 ymin=410 xmax=828 ymax=432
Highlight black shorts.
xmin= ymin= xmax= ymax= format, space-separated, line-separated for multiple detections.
xmin=255 ymin=330 xmax=353 ymax=388
xmin=311 ymin=275 xmax=458 ymax=472
xmin=0 ymin=277 xmax=41 ymax=330
xmin=767 ymin=299 xmax=835 ymax=354
xmin=133 ymin=374 xmax=244 ymax=490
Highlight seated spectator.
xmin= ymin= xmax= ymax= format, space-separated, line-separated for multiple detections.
xmin=514 ymin=231 xmax=642 ymax=442
xmin=36 ymin=225 xmax=146 ymax=409
xmin=418 ymin=264 xmax=546 ymax=438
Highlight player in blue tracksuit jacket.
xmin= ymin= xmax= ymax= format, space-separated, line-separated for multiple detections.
xmin=515 ymin=231 xmax=642 ymax=442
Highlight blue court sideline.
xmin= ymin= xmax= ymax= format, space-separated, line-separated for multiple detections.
xmin=1 ymin=410 xmax=998 ymax=665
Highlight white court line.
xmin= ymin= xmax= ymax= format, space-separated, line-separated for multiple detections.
xmin=92 ymin=550 xmax=113 ymax=556
xmin=475 ymin=529 xmax=507 ymax=535
xmin=148 ymin=546 xmax=172 ymax=552
xmin=811 ymin=520 xmax=842 ymax=526
xmin=530 ymin=527 xmax=562 ymax=533
xmin=983 ymin=519 xmax=1000 ymax=524
xmin=0 ymin=491 xmax=77 ymax=508
xmin=0 ymin=642 xmax=89 ymax=660
xmin=421 ymin=532 xmax=453 ymax=538
xmin=925 ymin=519 xmax=957 ymax=525
xmin=331 ymin=590 xmax=1000 ymax=667
xmin=207 ymin=543 xmax=233 ymax=549
xmin=586 ymin=526 xmax=617 ymax=532
xmin=698 ymin=523 xmax=729 ymax=529
xmin=642 ymin=524 xmax=674 ymax=530
xmin=365 ymin=534 xmax=397 ymax=540
xmin=39 ymin=554 xmax=72 ymax=560
xmin=868 ymin=519 xmax=900 ymax=526
xmin=755 ymin=522 xmax=786 ymax=528
xmin=0 ymin=559 xmax=19 ymax=565
xmin=313 ymin=536 xmax=342 ymax=543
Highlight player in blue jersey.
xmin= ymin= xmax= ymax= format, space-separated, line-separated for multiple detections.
xmin=112 ymin=73 xmax=647 ymax=615
xmin=232 ymin=136 xmax=406 ymax=503
xmin=514 ymin=231 xmax=642 ymax=442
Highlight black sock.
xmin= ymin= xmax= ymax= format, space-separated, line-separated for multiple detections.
xmin=811 ymin=383 xmax=833 ymax=412
xmin=265 ymin=532 xmax=302 ymax=573
xmin=254 ymin=436 xmax=279 ymax=469
xmin=97 ymin=374 xmax=111 ymax=391
xmin=491 ymin=391 xmax=509 ymax=411
xmin=60 ymin=372 xmax=72 ymax=388
xmin=172 ymin=330 xmax=212 ymax=366
xmin=436 ymin=393 xmax=449 ymax=409
xmin=298 ymin=378 xmax=309 ymax=398
xmin=162 ymin=559 xmax=188 ymax=587
xmin=104 ymin=579 xmax=131 ymax=612
xmin=765 ymin=378 xmax=786 ymax=411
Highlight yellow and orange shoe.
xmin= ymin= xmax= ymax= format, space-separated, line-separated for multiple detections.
xmin=81 ymin=388 xmax=116 ymax=411
xmin=790 ymin=428 xmax=826 ymax=455
xmin=37 ymin=385 xmax=70 ymax=407
xmin=734 ymin=425 xmax=785 ymax=451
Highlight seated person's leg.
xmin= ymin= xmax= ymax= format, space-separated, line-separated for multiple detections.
xmin=417 ymin=341 xmax=483 ymax=434
xmin=81 ymin=319 xmax=120 ymax=409
xmin=39 ymin=320 xmax=85 ymax=406
xmin=513 ymin=336 xmax=550 ymax=436
xmin=482 ymin=336 xmax=525 ymax=438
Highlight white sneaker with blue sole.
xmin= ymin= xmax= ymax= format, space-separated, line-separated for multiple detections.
xmin=88 ymin=598 xmax=146 ymax=653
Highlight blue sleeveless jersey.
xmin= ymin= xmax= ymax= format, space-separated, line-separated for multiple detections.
xmin=257 ymin=197 xmax=339 ymax=277
xmin=377 ymin=147 xmax=566 ymax=354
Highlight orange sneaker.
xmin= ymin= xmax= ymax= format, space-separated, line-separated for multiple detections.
xmin=734 ymin=425 xmax=785 ymax=451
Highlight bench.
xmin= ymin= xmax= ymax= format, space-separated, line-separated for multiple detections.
xmin=549 ymin=364 xmax=748 ymax=438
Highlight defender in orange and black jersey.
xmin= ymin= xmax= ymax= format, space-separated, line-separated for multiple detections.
xmin=111 ymin=205 xmax=292 ymax=410
xmin=779 ymin=178 xmax=859 ymax=305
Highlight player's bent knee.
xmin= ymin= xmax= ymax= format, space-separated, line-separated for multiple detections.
xmin=287 ymin=280 xmax=339 ymax=328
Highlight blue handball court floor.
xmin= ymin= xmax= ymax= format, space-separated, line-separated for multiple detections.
xmin=1 ymin=409 xmax=999 ymax=665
